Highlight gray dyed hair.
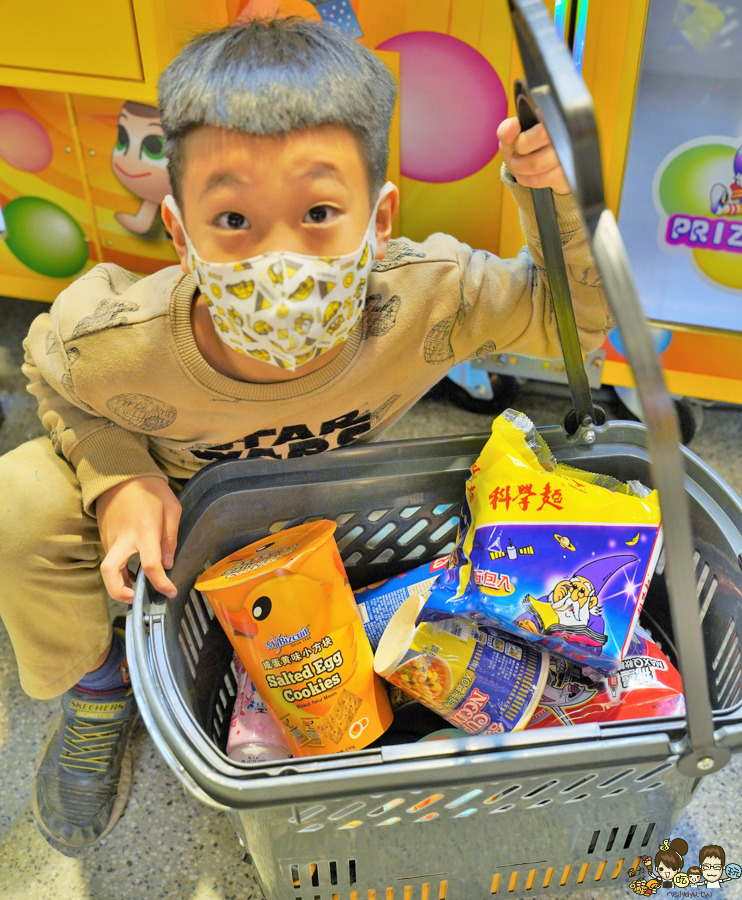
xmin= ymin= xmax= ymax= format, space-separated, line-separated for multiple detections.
xmin=158 ymin=17 xmax=397 ymax=207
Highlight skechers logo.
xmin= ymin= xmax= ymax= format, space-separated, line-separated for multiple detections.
xmin=69 ymin=700 xmax=126 ymax=712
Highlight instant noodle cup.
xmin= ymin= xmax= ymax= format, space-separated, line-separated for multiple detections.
xmin=421 ymin=410 xmax=663 ymax=676
xmin=526 ymin=626 xmax=685 ymax=728
xmin=195 ymin=521 xmax=392 ymax=757
xmin=375 ymin=594 xmax=548 ymax=734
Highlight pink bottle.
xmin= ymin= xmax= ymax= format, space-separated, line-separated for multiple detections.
xmin=227 ymin=655 xmax=291 ymax=763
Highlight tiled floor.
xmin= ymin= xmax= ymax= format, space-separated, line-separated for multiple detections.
xmin=1 ymin=294 xmax=742 ymax=899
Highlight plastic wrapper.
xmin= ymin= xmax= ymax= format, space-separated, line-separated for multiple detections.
xmin=195 ymin=521 xmax=392 ymax=757
xmin=227 ymin=655 xmax=291 ymax=762
xmin=375 ymin=594 xmax=548 ymax=734
xmin=526 ymin=626 xmax=685 ymax=728
xmin=421 ymin=410 xmax=663 ymax=676
xmin=355 ymin=557 xmax=448 ymax=650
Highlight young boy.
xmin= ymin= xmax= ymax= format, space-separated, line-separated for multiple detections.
xmin=0 ymin=17 xmax=610 ymax=853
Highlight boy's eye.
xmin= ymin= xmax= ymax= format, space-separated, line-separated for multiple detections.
xmin=304 ymin=205 xmax=338 ymax=224
xmin=140 ymin=134 xmax=165 ymax=161
xmin=115 ymin=125 xmax=129 ymax=154
xmin=215 ymin=212 xmax=251 ymax=230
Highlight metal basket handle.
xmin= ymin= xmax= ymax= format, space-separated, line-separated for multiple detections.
xmin=509 ymin=0 xmax=730 ymax=775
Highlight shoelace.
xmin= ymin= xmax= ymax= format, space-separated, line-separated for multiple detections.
xmin=60 ymin=720 xmax=125 ymax=773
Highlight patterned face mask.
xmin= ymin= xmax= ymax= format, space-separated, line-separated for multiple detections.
xmin=164 ymin=183 xmax=393 ymax=370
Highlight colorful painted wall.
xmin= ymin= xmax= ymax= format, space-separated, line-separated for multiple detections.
xmin=0 ymin=0 xmax=520 ymax=302
xmin=2 ymin=0 xmax=740 ymax=401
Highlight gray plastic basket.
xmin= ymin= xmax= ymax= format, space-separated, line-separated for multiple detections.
xmin=127 ymin=424 xmax=742 ymax=900
xmin=125 ymin=1 xmax=742 ymax=897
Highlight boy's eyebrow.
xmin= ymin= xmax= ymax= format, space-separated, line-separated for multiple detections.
xmin=298 ymin=163 xmax=345 ymax=183
xmin=200 ymin=171 xmax=245 ymax=198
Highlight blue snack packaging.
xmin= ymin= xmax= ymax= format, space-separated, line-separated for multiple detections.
xmin=420 ymin=410 xmax=663 ymax=676
xmin=355 ymin=557 xmax=448 ymax=650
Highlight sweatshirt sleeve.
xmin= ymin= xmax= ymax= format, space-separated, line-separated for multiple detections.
xmin=449 ymin=164 xmax=613 ymax=362
xmin=23 ymin=310 xmax=168 ymax=515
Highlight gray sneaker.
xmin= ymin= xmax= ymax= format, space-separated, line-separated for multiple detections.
xmin=33 ymin=685 xmax=138 ymax=853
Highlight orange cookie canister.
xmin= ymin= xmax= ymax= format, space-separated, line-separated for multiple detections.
xmin=195 ymin=521 xmax=392 ymax=756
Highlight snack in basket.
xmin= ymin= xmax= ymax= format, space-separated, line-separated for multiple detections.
xmin=195 ymin=521 xmax=392 ymax=757
xmin=420 ymin=409 xmax=663 ymax=676
xmin=374 ymin=593 xmax=548 ymax=734
xmin=418 ymin=728 xmax=467 ymax=742
xmin=227 ymin=655 xmax=291 ymax=763
xmin=354 ymin=557 xmax=448 ymax=650
xmin=525 ymin=626 xmax=685 ymax=728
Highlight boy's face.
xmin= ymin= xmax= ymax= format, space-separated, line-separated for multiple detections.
xmin=164 ymin=123 xmax=397 ymax=268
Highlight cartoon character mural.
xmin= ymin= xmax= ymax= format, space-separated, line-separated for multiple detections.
xmin=710 ymin=145 xmax=742 ymax=217
xmin=111 ymin=101 xmax=171 ymax=236
xmin=515 ymin=555 xmax=636 ymax=653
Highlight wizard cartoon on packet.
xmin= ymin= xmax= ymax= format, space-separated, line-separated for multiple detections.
xmin=420 ymin=410 xmax=663 ymax=677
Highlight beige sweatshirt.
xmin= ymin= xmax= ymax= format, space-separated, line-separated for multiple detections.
xmin=23 ymin=172 xmax=612 ymax=515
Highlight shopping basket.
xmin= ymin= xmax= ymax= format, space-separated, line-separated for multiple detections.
xmin=127 ymin=1 xmax=742 ymax=898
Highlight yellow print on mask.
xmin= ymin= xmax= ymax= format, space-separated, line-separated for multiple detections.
xmin=268 ymin=263 xmax=284 ymax=286
xmin=295 ymin=348 xmax=315 ymax=364
xmin=207 ymin=272 xmax=223 ymax=280
xmin=276 ymin=303 xmax=290 ymax=319
xmin=357 ymin=244 xmax=369 ymax=269
xmin=327 ymin=314 xmax=345 ymax=335
xmin=226 ymin=280 xmax=255 ymax=300
xmin=213 ymin=315 xmax=229 ymax=333
xmin=290 ymin=277 xmax=315 ymax=301
xmin=211 ymin=284 xmax=222 ymax=300
xmin=248 ymin=348 xmax=271 ymax=361
xmin=278 ymin=328 xmax=288 ymax=340
xmin=227 ymin=307 xmax=244 ymax=328
xmin=343 ymin=272 xmax=354 ymax=288
xmin=323 ymin=300 xmax=341 ymax=326
xmin=355 ymin=278 xmax=366 ymax=300
xmin=295 ymin=313 xmax=313 ymax=335
xmin=254 ymin=320 xmax=273 ymax=335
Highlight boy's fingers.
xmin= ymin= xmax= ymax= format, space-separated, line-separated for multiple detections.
xmin=100 ymin=543 xmax=136 ymax=602
xmin=514 ymin=122 xmax=551 ymax=156
xmin=511 ymin=165 xmax=567 ymax=191
xmin=139 ymin=541 xmax=177 ymax=598
xmin=497 ymin=116 xmax=521 ymax=147
xmin=507 ymin=143 xmax=561 ymax=177
xmin=161 ymin=503 xmax=182 ymax=569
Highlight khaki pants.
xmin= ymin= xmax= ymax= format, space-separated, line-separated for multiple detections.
xmin=0 ymin=437 xmax=113 ymax=700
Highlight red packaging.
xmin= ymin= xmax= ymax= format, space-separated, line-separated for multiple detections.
xmin=525 ymin=627 xmax=685 ymax=728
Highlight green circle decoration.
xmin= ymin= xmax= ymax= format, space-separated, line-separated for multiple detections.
xmin=3 ymin=196 xmax=88 ymax=277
